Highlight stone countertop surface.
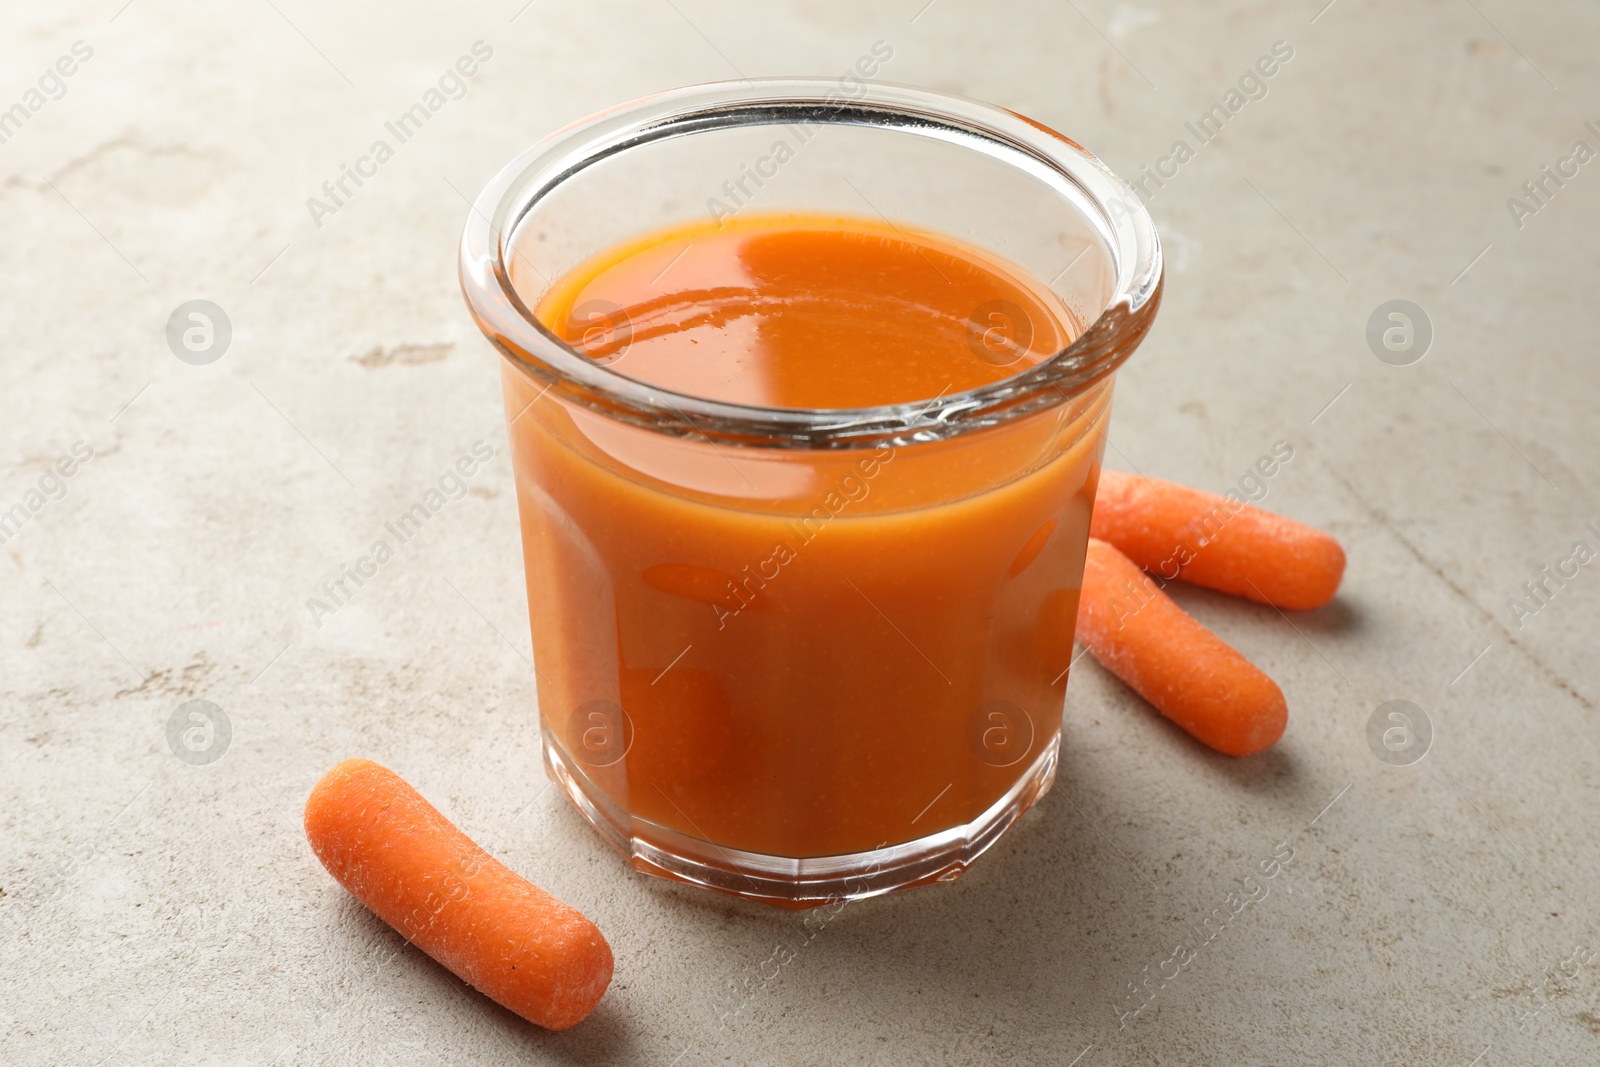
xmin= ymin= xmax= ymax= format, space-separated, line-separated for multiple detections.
xmin=3 ymin=1 xmax=1598 ymax=1064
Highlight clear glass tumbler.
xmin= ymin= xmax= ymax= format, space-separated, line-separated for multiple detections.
xmin=459 ymin=78 xmax=1161 ymax=908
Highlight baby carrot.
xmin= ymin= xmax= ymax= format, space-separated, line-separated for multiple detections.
xmin=1090 ymin=469 xmax=1345 ymax=611
xmin=303 ymin=759 xmax=613 ymax=1030
xmin=1076 ymin=538 xmax=1287 ymax=756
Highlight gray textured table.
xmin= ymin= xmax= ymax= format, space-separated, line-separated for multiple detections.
xmin=4 ymin=1 xmax=1598 ymax=1063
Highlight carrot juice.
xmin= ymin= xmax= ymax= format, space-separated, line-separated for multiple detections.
xmin=462 ymin=79 xmax=1163 ymax=906
xmin=501 ymin=213 xmax=1109 ymax=877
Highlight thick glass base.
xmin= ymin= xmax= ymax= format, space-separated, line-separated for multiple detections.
xmin=542 ymin=727 xmax=1060 ymax=909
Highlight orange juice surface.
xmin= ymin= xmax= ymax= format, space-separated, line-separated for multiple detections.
xmin=537 ymin=214 xmax=1072 ymax=407
xmin=505 ymin=213 xmax=1109 ymax=859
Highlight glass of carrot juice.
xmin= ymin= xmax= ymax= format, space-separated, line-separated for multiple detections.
xmin=459 ymin=78 xmax=1162 ymax=908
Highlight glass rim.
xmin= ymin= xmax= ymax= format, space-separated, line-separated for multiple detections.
xmin=458 ymin=76 xmax=1162 ymax=450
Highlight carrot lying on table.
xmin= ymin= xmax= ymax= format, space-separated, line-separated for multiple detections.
xmin=1076 ymin=538 xmax=1287 ymax=756
xmin=304 ymin=759 xmax=612 ymax=1030
xmin=1091 ymin=469 xmax=1345 ymax=611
